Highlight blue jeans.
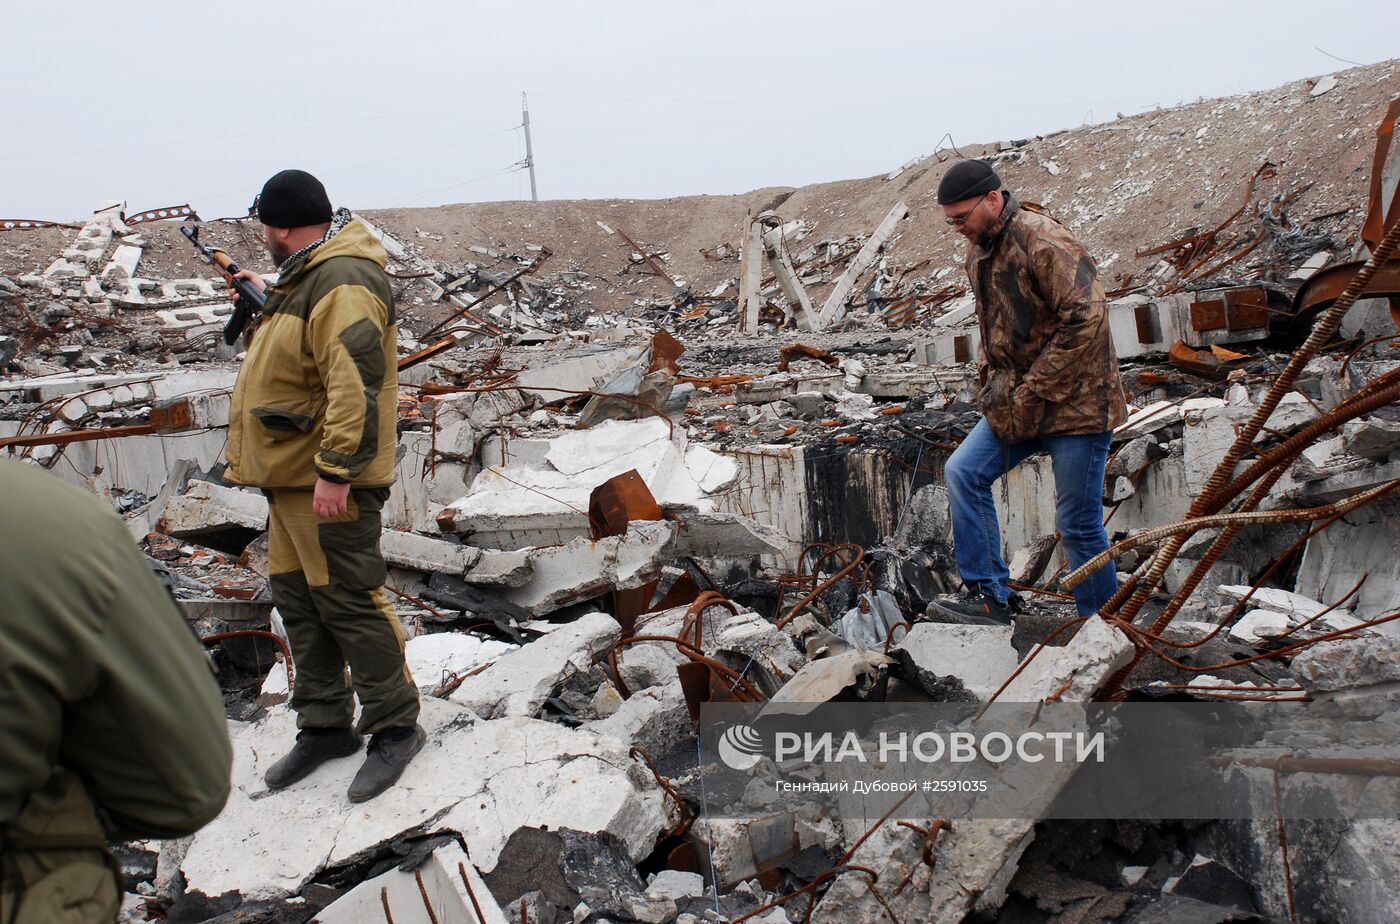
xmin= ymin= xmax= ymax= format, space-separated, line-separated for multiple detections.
xmin=944 ymin=418 xmax=1116 ymax=615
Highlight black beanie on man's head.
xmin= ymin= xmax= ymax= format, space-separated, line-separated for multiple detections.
xmin=936 ymin=160 xmax=1003 ymax=205
xmin=256 ymin=169 xmax=333 ymax=228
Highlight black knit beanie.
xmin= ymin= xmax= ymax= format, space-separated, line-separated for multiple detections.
xmin=256 ymin=169 xmax=333 ymax=228
xmin=937 ymin=160 xmax=1003 ymax=204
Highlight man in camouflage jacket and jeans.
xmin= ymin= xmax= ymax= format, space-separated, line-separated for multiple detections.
xmin=227 ymin=170 xmax=423 ymax=802
xmin=928 ymin=161 xmax=1128 ymax=624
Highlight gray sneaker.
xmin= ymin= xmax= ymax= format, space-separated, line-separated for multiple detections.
xmin=347 ymin=724 xmax=427 ymax=803
xmin=924 ymin=589 xmax=1015 ymax=626
xmin=265 ymin=727 xmax=362 ymax=790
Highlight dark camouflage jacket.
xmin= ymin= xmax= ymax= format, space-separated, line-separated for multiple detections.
xmin=965 ymin=193 xmax=1127 ymax=441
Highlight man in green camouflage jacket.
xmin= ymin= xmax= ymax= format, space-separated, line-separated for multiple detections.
xmin=0 ymin=459 xmax=231 ymax=923
xmin=228 ymin=170 xmax=423 ymax=803
xmin=928 ymin=160 xmax=1128 ymax=625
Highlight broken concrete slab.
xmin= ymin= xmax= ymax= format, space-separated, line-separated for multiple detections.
xmin=1289 ymin=634 xmax=1400 ymax=695
xmin=156 ymin=480 xmax=268 ymax=536
xmin=1342 ymin=416 xmax=1400 ymax=460
xmin=1227 ymin=610 xmax=1293 ymax=646
xmin=1214 ymin=585 xmax=1358 ymax=630
xmin=450 ymin=612 xmax=620 ymax=719
xmin=1114 ymin=400 xmax=1183 ymax=441
xmin=405 ymin=631 xmax=514 ymax=692
xmin=811 ymin=617 xmax=1134 ymax=923
xmin=463 ymin=547 xmax=533 ymax=587
xmin=178 ymin=700 xmax=665 ymax=898
xmin=666 ymin=510 xmax=784 ymax=560
xmin=1001 ymin=615 xmax=1134 ymax=702
xmin=514 ymin=342 xmax=650 ymax=403
xmin=892 ymin=623 xmax=1020 ymax=701
xmin=438 ymin=418 xmax=731 ymax=548
xmin=381 ymin=529 xmax=482 ymax=575
xmin=317 ymin=841 xmax=508 ymax=924
xmin=584 ymin=679 xmax=691 ymax=756
xmin=504 ymin=521 xmax=675 ymax=616
xmin=764 ymin=649 xmax=893 ymax=711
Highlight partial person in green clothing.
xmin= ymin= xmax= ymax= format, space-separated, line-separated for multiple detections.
xmin=226 ymin=169 xmax=424 ymax=803
xmin=0 ymin=458 xmax=232 ymax=924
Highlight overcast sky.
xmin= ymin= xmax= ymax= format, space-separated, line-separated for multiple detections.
xmin=4 ymin=1 xmax=1398 ymax=221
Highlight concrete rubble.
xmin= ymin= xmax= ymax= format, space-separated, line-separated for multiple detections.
xmin=5 ymin=60 xmax=1400 ymax=924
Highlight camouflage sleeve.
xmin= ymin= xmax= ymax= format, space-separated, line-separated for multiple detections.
xmin=1019 ymin=225 xmax=1111 ymax=404
xmin=308 ymin=284 xmax=389 ymax=483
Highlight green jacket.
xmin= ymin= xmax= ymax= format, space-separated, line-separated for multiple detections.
xmin=966 ymin=194 xmax=1128 ymax=442
xmin=226 ymin=217 xmax=399 ymax=488
xmin=0 ymin=459 xmax=231 ymax=923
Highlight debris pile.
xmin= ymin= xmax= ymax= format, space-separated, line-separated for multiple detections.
xmin=3 ymin=62 xmax=1400 ymax=924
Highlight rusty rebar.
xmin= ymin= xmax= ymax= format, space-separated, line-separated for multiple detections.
xmin=1274 ymin=770 xmax=1299 ymax=922
xmin=1063 ymin=479 xmax=1400 ymax=590
xmin=457 ymin=860 xmax=487 ymax=924
xmin=630 ymin=746 xmax=695 ymax=838
xmin=414 ymin=868 xmax=442 ymax=924
xmin=1100 ymin=216 xmax=1400 ymax=696
xmin=1131 ymin=373 xmax=1400 ymax=645
xmin=380 ymin=886 xmax=396 ymax=924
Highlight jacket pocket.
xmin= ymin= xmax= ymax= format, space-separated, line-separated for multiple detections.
xmin=980 ymin=373 xmax=1016 ymax=442
xmin=252 ymin=402 xmax=321 ymax=433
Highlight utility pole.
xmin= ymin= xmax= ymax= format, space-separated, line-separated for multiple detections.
xmin=521 ymin=92 xmax=539 ymax=202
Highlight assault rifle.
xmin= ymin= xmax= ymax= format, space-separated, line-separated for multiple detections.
xmin=181 ymin=224 xmax=267 ymax=345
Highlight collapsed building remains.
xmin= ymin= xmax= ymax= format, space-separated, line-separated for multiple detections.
xmin=3 ymin=60 xmax=1400 ymax=924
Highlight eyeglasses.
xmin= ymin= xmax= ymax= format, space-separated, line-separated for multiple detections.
xmin=944 ymin=196 xmax=989 ymax=227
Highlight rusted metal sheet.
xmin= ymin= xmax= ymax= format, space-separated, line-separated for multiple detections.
xmin=1291 ymin=258 xmax=1400 ymax=333
xmin=1189 ymin=286 xmax=1270 ymax=333
xmin=588 ymin=468 xmax=664 ymax=540
xmin=1134 ymin=302 xmax=1162 ymax=344
xmin=777 ymin=343 xmax=839 ymax=372
xmin=1362 ymin=96 xmax=1400 ymax=251
xmin=677 ymin=660 xmax=746 ymax=725
xmin=1168 ymin=340 xmax=1249 ymax=379
xmin=1190 ymin=298 xmax=1227 ymax=332
xmin=1223 ymin=286 xmax=1270 ymax=328
xmin=648 ymin=329 xmax=685 ymax=375
xmin=123 ymin=204 xmax=199 ymax=226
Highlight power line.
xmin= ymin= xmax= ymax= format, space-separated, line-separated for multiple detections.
xmin=530 ymin=91 xmax=1158 ymax=111
xmin=361 ymin=162 xmax=526 ymax=209
xmin=190 ymin=124 xmax=524 ymax=206
xmin=0 ymin=94 xmax=518 ymax=162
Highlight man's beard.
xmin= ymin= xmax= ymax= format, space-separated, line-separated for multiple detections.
xmin=266 ymin=238 xmax=293 ymax=266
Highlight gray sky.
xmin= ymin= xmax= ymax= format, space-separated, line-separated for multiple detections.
xmin=5 ymin=0 xmax=1397 ymax=221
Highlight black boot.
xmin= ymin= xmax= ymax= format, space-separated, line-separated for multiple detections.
xmin=347 ymin=725 xmax=426 ymax=803
xmin=265 ymin=727 xmax=362 ymax=790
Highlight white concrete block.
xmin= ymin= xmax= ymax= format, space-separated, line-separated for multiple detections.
xmin=406 ymin=632 xmax=513 ymax=692
xmin=157 ymin=480 xmax=268 ymax=535
xmin=893 ymin=624 xmax=1020 ymax=701
xmin=381 ymin=529 xmax=481 ymax=575
xmin=318 ymin=842 xmax=507 ymax=923
xmin=179 ymin=701 xmax=665 ymax=898
xmin=451 ymin=612 xmax=621 ymax=718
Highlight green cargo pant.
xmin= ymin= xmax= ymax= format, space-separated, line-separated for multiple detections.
xmin=0 ymin=771 xmax=120 ymax=924
xmin=266 ymin=487 xmax=419 ymax=735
